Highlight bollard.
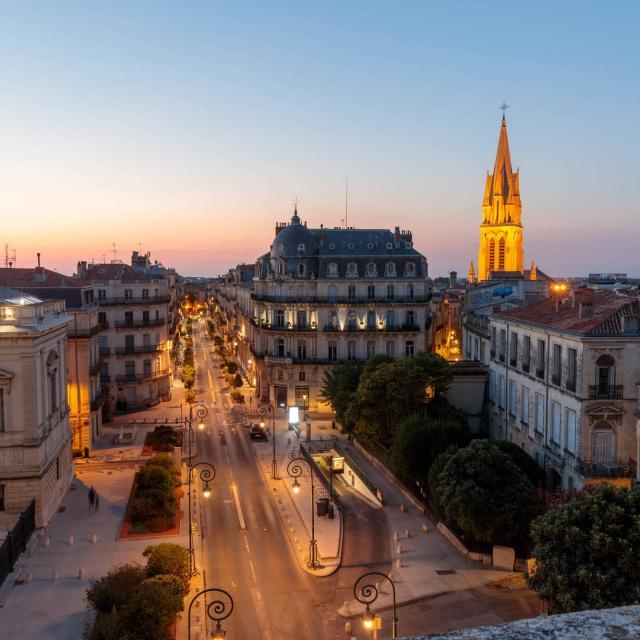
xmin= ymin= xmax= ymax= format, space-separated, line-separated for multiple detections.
xmin=344 ymin=621 xmax=352 ymax=634
xmin=421 ymin=523 xmax=429 ymax=533
xmin=400 ymin=503 xmax=406 ymax=512
xmin=393 ymin=531 xmax=399 ymax=542
xmin=91 ymin=534 xmax=98 ymax=544
xmin=52 ymin=570 xmax=59 ymax=581
xmin=396 ymin=544 xmax=402 ymax=554
xmin=68 ymin=535 xmax=74 ymax=545
xmin=405 ymin=529 xmax=411 ymax=538
xmin=395 ymin=558 xmax=402 ymax=570
xmin=43 ymin=536 xmax=50 ymax=548
xmin=78 ymin=568 xmax=85 ymax=580
xmin=25 ymin=573 xmax=32 ymax=583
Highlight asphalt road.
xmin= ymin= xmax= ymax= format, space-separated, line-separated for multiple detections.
xmin=190 ymin=323 xmax=391 ymax=640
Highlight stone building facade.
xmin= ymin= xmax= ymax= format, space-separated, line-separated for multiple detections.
xmin=488 ymin=288 xmax=640 ymax=491
xmin=0 ymin=287 xmax=74 ymax=529
xmin=77 ymin=262 xmax=172 ymax=411
xmin=215 ymin=210 xmax=431 ymax=412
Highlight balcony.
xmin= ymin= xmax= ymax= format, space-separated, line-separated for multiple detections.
xmin=551 ymin=374 xmax=561 ymax=386
xmin=113 ymin=318 xmax=166 ymax=329
xmin=100 ymin=373 xmax=111 ymax=384
xmin=114 ymin=344 xmax=164 ymax=356
xmin=90 ymin=389 xmax=108 ymax=412
xmin=322 ymin=323 xmax=421 ymax=333
xmin=578 ymin=458 xmax=636 ymax=478
xmin=67 ymin=324 xmax=102 ymax=339
xmin=589 ymin=385 xmax=623 ymax=400
xmin=99 ymin=295 xmax=170 ymax=306
xmin=250 ymin=319 xmax=317 ymax=332
xmin=264 ymin=354 xmax=293 ymax=365
xmin=99 ymin=346 xmax=111 ymax=356
xmin=114 ymin=369 xmax=170 ymax=383
xmin=251 ymin=293 xmax=430 ymax=305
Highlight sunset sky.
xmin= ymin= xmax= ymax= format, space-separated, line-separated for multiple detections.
xmin=0 ymin=2 xmax=638 ymax=278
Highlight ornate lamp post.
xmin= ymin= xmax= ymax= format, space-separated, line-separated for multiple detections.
xmin=258 ymin=403 xmax=279 ymax=479
xmin=354 ymin=572 xmax=398 ymax=639
xmin=187 ymin=461 xmax=215 ymax=576
xmin=187 ymin=587 xmax=233 ymax=640
xmin=287 ymin=456 xmax=319 ymax=569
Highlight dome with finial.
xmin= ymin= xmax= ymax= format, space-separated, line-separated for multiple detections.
xmin=270 ymin=207 xmax=317 ymax=259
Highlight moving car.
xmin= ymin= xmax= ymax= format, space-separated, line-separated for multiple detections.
xmin=249 ymin=424 xmax=267 ymax=440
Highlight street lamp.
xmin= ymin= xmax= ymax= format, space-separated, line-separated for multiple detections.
xmin=186 ymin=462 xmax=215 ymax=576
xmin=258 ymin=403 xmax=279 ymax=479
xmin=287 ymin=456 xmax=319 ymax=569
xmin=187 ymin=587 xmax=233 ymax=640
xmin=354 ymin=572 xmax=398 ymax=639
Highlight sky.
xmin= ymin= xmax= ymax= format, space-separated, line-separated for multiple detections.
xmin=0 ymin=1 xmax=638 ymax=278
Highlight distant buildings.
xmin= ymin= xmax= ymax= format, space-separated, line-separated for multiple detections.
xmin=488 ymin=288 xmax=640 ymax=491
xmin=76 ymin=261 xmax=172 ymax=412
xmin=214 ymin=209 xmax=431 ymax=411
xmin=0 ymin=287 xmax=73 ymax=529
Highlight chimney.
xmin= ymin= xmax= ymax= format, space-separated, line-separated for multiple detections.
xmin=37 ymin=252 xmax=41 ymax=268
xmin=579 ymin=302 xmax=593 ymax=319
xmin=449 ymin=271 xmax=458 ymax=288
xmin=77 ymin=261 xmax=87 ymax=278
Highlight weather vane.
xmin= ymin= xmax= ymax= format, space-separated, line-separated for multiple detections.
xmin=292 ymin=197 xmax=299 ymax=212
xmin=500 ymin=101 xmax=510 ymax=117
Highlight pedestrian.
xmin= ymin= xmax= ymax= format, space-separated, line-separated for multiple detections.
xmin=88 ymin=486 xmax=96 ymax=511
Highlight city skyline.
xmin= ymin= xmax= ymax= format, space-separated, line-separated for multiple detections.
xmin=1 ymin=2 xmax=638 ymax=277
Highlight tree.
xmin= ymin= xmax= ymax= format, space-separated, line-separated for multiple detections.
xmin=436 ymin=439 xmax=540 ymax=546
xmin=362 ymin=354 xmax=393 ymax=376
xmin=143 ymin=543 xmax=190 ymax=595
xmin=413 ymin=352 xmax=453 ymax=397
xmin=427 ymin=444 xmax=460 ymax=509
xmin=231 ymin=372 xmax=243 ymax=388
xmin=320 ymin=363 xmax=363 ymax=431
xmin=180 ymin=364 xmax=195 ymax=389
xmin=354 ymin=359 xmax=429 ymax=446
xmin=491 ymin=440 xmax=544 ymax=489
xmin=85 ymin=563 xmax=147 ymax=613
xmin=226 ymin=361 xmax=238 ymax=374
xmin=528 ymin=485 xmax=640 ymax=614
xmin=389 ymin=415 xmax=469 ymax=484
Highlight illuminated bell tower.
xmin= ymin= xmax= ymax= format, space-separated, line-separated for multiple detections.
xmin=477 ymin=115 xmax=523 ymax=281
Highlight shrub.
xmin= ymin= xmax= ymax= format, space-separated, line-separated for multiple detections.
xmin=181 ymin=364 xmax=195 ymax=389
xmin=119 ymin=577 xmax=183 ymax=640
xmin=230 ymin=390 xmax=245 ymax=404
xmin=83 ymin=611 xmax=124 ymax=640
xmin=436 ymin=439 xmax=540 ymax=546
xmin=231 ymin=373 xmax=243 ymax=388
xmin=185 ymin=389 xmax=196 ymax=403
xmin=491 ymin=440 xmax=544 ymax=489
xmin=143 ymin=543 xmax=190 ymax=595
xmin=85 ymin=563 xmax=147 ymax=613
xmin=147 ymin=426 xmax=180 ymax=450
xmin=427 ymin=444 xmax=459 ymax=509
xmin=528 ymin=485 xmax=640 ymax=614
xmin=226 ymin=361 xmax=238 ymax=374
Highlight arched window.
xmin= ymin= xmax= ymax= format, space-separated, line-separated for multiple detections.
xmin=277 ymin=261 xmax=285 ymax=275
xmin=488 ymin=239 xmax=495 ymax=272
xmin=385 ymin=262 xmax=397 ymax=276
xmin=366 ymin=262 xmax=377 ymax=277
xmin=346 ymin=262 xmax=358 ymax=277
xmin=592 ymin=422 xmax=615 ymax=465
xmin=327 ymin=262 xmax=338 ymax=277
xmin=498 ymin=238 xmax=506 ymax=270
xmin=297 ymin=243 xmax=305 ymax=253
xmin=596 ymin=354 xmax=615 ymax=396
xmin=404 ymin=262 xmax=416 ymax=277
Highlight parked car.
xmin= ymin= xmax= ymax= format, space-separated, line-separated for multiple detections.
xmin=249 ymin=424 xmax=267 ymax=440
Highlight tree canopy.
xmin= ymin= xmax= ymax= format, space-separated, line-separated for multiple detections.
xmin=528 ymin=484 xmax=640 ymax=614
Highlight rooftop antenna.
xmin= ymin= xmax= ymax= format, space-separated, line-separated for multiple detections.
xmin=345 ymin=175 xmax=349 ymax=228
xmin=500 ymin=101 xmax=510 ymax=119
xmin=138 ymin=242 xmax=142 ymax=254
xmin=112 ymin=243 xmax=117 ymax=261
xmin=101 ymin=253 xmax=106 ymax=264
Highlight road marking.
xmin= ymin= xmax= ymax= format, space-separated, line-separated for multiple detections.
xmin=249 ymin=560 xmax=257 ymax=583
xmin=249 ymin=587 xmax=274 ymax=640
xmin=244 ymin=536 xmax=251 ymax=555
xmin=231 ymin=482 xmax=246 ymax=530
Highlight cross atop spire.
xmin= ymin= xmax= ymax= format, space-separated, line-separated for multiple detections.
xmin=499 ymin=101 xmax=509 ymax=120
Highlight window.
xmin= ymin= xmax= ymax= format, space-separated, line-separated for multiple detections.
xmin=296 ymin=310 xmax=307 ymax=328
xmin=125 ymin=361 xmax=136 ymax=379
xmin=536 ymin=339 xmax=545 ymax=378
xmin=367 ymin=309 xmax=376 ymax=330
xmin=407 ymin=284 xmax=415 ymax=300
xmin=98 ymin=311 xmax=107 ymax=327
xmin=124 ymin=289 xmax=133 ymax=299
xmin=386 ymin=310 xmax=395 ymax=328
xmin=551 ymin=402 xmax=561 ymax=444
xmin=276 ymin=338 xmax=285 ymax=358
xmin=405 ymin=310 xmax=415 ymax=326
xmin=509 ymin=379 xmax=516 ymax=416
xmin=596 ymin=355 xmax=615 ymax=396
xmin=405 ymin=341 xmax=414 ymax=357
xmin=498 ymin=238 xmax=505 ymax=270
xmin=592 ymin=424 xmax=614 ymax=464
xmin=98 ymin=289 xmax=106 ymax=300
xmin=367 ymin=284 xmax=375 ymax=300
xmin=297 ymin=341 xmax=307 ymax=360
xmin=49 ymin=370 xmax=57 ymax=411
xmin=499 ymin=329 xmax=506 ymax=362
xmin=347 ymin=341 xmax=357 ymax=361
xmin=405 ymin=262 xmax=416 ymax=276
xmin=567 ymin=348 xmax=577 ymax=391
xmin=366 ymin=341 xmax=376 ymax=357
xmin=488 ymin=239 xmax=495 ymax=271
xmin=328 ymin=342 xmax=337 ymax=361
xmin=327 ymin=262 xmax=338 ymax=277
xmin=566 ymin=409 xmax=576 ymax=454
xmin=275 ymin=310 xmax=285 ymax=327
xmin=298 ymin=371 xmax=306 ymax=382
xmin=0 ymin=388 xmax=4 ymax=432
xmin=552 ymin=344 xmax=562 ymax=385
xmin=522 ymin=335 xmax=531 ymax=371
xmin=535 ymin=393 xmax=545 ymax=434
xmin=386 ymin=285 xmax=395 ymax=300
xmin=348 ymin=285 xmax=356 ymax=300
xmin=277 ymin=369 xmax=284 ymax=381
xmin=297 ymin=243 xmax=305 ymax=252
xmin=329 ymin=311 xmax=339 ymax=329
xmin=509 ymin=332 xmax=518 ymax=366
xmin=346 ymin=263 xmax=358 ymax=277
xmin=328 ymin=285 xmax=337 ymax=300
xmin=385 ymin=262 xmax=397 ymax=276
xmin=346 ymin=310 xmax=357 ymax=330
xmin=142 ymin=289 xmax=149 ymax=300
xmin=498 ymin=374 xmax=505 ymax=408
xmin=521 ymin=386 xmax=529 ymax=425
xmin=385 ymin=341 xmax=395 ymax=358
xmin=277 ymin=261 xmax=285 ymax=275
xmin=366 ymin=262 xmax=377 ymax=277
xmin=298 ymin=263 xmax=305 ymax=276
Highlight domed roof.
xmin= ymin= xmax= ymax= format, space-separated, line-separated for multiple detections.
xmin=270 ymin=210 xmax=318 ymax=259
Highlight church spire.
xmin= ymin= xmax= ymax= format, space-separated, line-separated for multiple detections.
xmin=493 ymin=115 xmax=513 ymax=178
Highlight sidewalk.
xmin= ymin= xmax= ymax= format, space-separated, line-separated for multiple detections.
xmin=338 ymin=441 xmax=521 ymax=617
xmin=253 ymin=421 xmax=343 ymax=577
